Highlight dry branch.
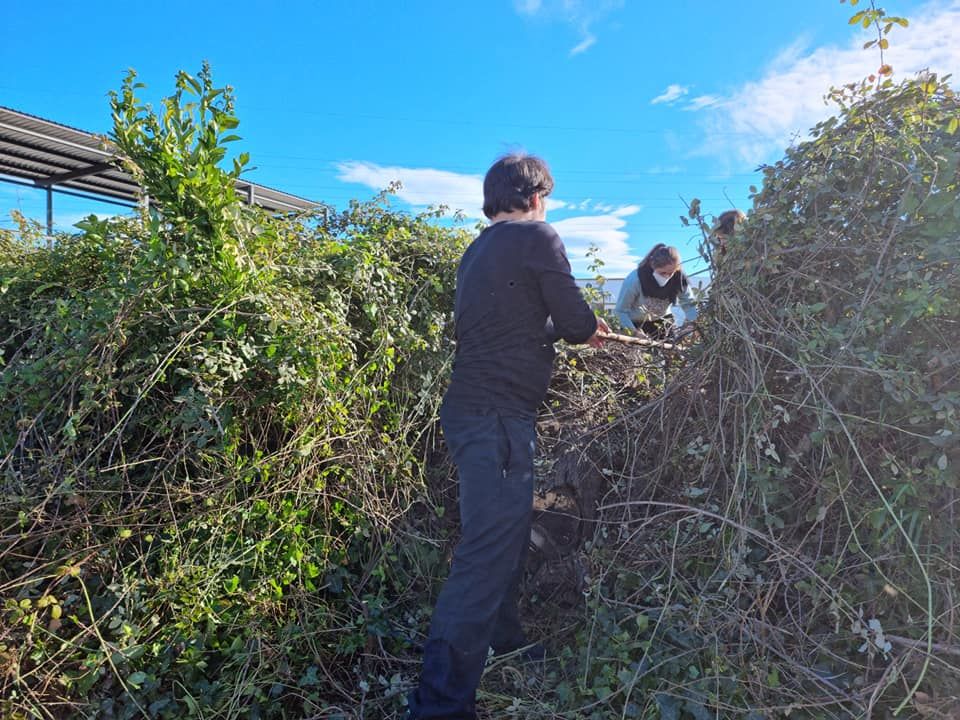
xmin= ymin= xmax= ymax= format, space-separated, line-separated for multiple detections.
xmin=597 ymin=330 xmax=679 ymax=350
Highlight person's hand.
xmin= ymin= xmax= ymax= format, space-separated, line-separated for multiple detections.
xmin=586 ymin=316 xmax=610 ymax=347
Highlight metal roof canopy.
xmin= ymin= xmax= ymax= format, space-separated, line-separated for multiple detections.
xmin=0 ymin=106 xmax=319 ymax=234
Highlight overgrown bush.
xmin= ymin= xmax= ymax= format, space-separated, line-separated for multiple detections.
xmin=532 ymin=73 xmax=959 ymax=719
xmin=0 ymin=66 xmax=467 ymax=719
xmin=2 ymin=61 xmax=958 ymax=720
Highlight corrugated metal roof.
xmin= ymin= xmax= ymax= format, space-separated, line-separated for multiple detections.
xmin=0 ymin=106 xmax=319 ymax=214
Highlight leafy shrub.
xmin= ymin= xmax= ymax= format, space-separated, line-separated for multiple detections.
xmin=560 ymin=73 xmax=960 ymax=719
xmin=0 ymin=65 xmax=467 ymax=718
xmin=3 ymin=61 xmax=958 ymax=720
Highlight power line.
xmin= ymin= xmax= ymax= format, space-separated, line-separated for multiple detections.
xmin=235 ymin=104 xmax=781 ymax=139
xmin=249 ymin=167 xmax=759 ymax=187
xmin=246 ymin=155 xmax=761 ymax=177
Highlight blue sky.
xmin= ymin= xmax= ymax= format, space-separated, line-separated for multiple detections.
xmin=2 ymin=0 xmax=956 ymax=279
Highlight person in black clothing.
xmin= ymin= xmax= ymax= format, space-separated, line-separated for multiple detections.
xmin=407 ymin=154 xmax=608 ymax=719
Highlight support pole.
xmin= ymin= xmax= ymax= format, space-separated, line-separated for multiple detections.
xmin=46 ymin=186 xmax=54 ymax=245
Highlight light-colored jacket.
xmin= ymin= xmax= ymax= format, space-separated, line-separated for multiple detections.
xmin=614 ymin=269 xmax=698 ymax=331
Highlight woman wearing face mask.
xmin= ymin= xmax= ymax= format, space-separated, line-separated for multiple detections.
xmin=614 ymin=243 xmax=698 ymax=339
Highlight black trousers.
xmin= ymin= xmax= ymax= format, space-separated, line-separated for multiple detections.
xmin=408 ymin=403 xmax=535 ymax=719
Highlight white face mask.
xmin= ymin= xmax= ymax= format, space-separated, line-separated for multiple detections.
xmin=653 ymin=271 xmax=673 ymax=287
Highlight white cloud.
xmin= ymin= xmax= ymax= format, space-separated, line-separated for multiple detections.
xmin=684 ymin=94 xmax=722 ymax=111
xmin=334 ymin=162 xmax=642 ymax=274
xmin=337 ymin=161 xmax=485 ymax=217
xmin=576 ymin=202 xmax=641 ymax=216
xmin=553 ymin=210 xmax=641 ymax=275
xmin=611 ymin=204 xmax=641 ymax=217
xmin=570 ymin=33 xmax=597 ymax=56
xmin=651 ymin=84 xmax=689 ymax=105
xmin=696 ymin=0 xmax=960 ymax=166
xmin=514 ymin=0 xmax=624 ymax=56
xmin=337 ymin=160 xmax=576 ymax=219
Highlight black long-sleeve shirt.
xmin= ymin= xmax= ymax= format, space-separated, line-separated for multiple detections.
xmin=443 ymin=220 xmax=598 ymax=416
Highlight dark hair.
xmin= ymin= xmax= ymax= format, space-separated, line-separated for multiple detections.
xmin=482 ymin=153 xmax=554 ymax=219
xmin=638 ymin=243 xmax=681 ymax=272
xmin=712 ymin=209 xmax=745 ymax=237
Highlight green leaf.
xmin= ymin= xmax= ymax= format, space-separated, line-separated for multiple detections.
xmin=184 ymin=74 xmax=202 ymax=95
xmin=63 ymin=416 xmax=78 ymax=441
xmin=183 ymin=693 xmax=201 ymax=715
xmin=127 ymin=671 xmax=147 ymax=689
xmin=122 ymin=644 xmax=147 ymax=661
